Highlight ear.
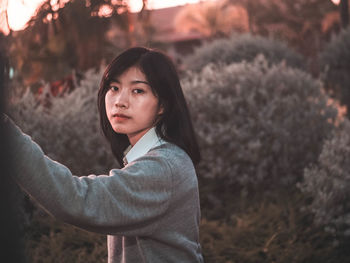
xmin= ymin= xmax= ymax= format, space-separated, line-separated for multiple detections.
xmin=157 ymin=104 xmax=164 ymax=115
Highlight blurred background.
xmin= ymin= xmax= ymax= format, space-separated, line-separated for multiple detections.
xmin=1 ymin=0 xmax=350 ymax=262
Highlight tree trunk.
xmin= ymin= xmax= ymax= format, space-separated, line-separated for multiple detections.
xmin=340 ymin=0 xmax=349 ymax=28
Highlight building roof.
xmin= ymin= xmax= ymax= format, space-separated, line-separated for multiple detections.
xmin=130 ymin=4 xmax=206 ymax=43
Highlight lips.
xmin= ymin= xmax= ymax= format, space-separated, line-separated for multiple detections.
xmin=112 ymin=113 xmax=131 ymax=121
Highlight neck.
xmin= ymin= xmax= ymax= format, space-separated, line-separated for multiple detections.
xmin=127 ymin=127 xmax=152 ymax=146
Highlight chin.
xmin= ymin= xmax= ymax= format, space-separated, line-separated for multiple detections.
xmin=112 ymin=126 xmax=127 ymax=134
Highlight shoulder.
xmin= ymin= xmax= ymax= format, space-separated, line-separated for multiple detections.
xmin=120 ymin=142 xmax=196 ymax=181
xmin=149 ymin=142 xmax=193 ymax=166
xmin=147 ymin=142 xmax=196 ymax=179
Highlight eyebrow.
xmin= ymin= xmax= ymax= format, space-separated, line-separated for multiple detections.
xmin=109 ymin=79 xmax=150 ymax=86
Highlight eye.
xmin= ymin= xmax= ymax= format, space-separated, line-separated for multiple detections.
xmin=133 ymin=89 xmax=145 ymax=94
xmin=109 ymin=85 xmax=119 ymax=92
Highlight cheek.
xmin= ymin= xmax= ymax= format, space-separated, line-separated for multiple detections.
xmin=105 ymin=93 xmax=112 ymax=115
xmin=145 ymin=100 xmax=162 ymax=122
xmin=134 ymin=97 xmax=158 ymax=121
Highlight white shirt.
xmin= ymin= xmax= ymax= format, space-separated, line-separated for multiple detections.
xmin=123 ymin=127 xmax=166 ymax=165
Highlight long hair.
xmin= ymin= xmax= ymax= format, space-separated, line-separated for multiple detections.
xmin=98 ymin=47 xmax=200 ymax=166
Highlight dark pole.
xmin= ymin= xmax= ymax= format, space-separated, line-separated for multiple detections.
xmin=0 ymin=33 xmax=26 ymax=263
xmin=340 ymin=0 xmax=349 ymax=28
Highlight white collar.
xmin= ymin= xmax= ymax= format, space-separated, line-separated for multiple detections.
xmin=123 ymin=127 xmax=165 ymax=164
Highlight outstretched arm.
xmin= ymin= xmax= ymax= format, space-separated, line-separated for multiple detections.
xmin=5 ymin=116 xmax=173 ymax=236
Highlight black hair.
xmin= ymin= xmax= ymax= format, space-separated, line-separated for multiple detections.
xmin=98 ymin=47 xmax=200 ymax=166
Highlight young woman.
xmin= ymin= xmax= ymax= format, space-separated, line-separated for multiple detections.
xmin=6 ymin=47 xmax=203 ymax=262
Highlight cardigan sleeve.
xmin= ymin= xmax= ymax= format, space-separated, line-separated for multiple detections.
xmin=7 ymin=118 xmax=173 ymax=236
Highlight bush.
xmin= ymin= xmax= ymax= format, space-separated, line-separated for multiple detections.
xmin=183 ymin=56 xmax=337 ymax=187
xmin=320 ymin=26 xmax=350 ymax=115
xmin=24 ymin=187 xmax=350 ymax=263
xmin=199 ymin=190 xmax=350 ymax=263
xmin=9 ymin=67 xmax=118 ymax=176
xmin=25 ymin=212 xmax=106 ymax=263
xmin=9 ymin=67 xmax=118 ymax=260
xmin=184 ymin=33 xmax=305 ymax=72
xmin=299 ymin=118 xmax=350 ymax=237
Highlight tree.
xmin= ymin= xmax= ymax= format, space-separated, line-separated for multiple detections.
xmin=174 ymin=0 xmax=249 ymax=38
xmin=340 ymin=0 xmax=349 ymax=27
xmin=8 ymin=0 xmax=130 ymax=86
xmin=226 ymin=0 xmax=337 ymax=59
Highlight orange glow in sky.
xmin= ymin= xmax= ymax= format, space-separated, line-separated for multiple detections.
xmin=7 ymin=0 xmax=44 ymax=31
xmin=5 ymin=0 xmax=212 ymax=32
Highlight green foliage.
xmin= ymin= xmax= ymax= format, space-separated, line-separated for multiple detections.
xmin=24 ymin=189 xmax=350 ymax=263
xmin=199 ymin=189 xmax=350 ymax=263
xmin=9 ymin=0 xmax=128 ymax=84
xmin=9 ymin=67 xmax=117 ymax=261
xmin=8 ymin=53 xmax=345 ymax=261
xmin=25 ymin=211 xmax=106 ymax=263
xmin=299 ymin=118 xmax=350 ymax=237
xmin=184 ymin=33 xmax=305 ymax=72
xmin=320 ymin=27 xmax=350 ymax=70
xmin=227 ymin=0 xmax=337 ymax=57
xmin=9 ymin=67 xmax=117 ymax=176
xmin=320 ymin=26 xmax=350 ymax=114
xmin=10 ymin=54 xmax=335 ymax=188
xmin=183 ymin=56 xmax=337 ymax=187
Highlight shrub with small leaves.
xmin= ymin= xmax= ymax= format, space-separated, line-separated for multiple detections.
xmin=9 ymin=67 xmax=117 ymax=176
xmin=183 ymin=56 xmax=337 ymax=187
xmin=25 ymin=213 xmax=107 ymax=263
xmin=8 ymin=67 xmax=118 ymax=245
xmin=320 ymin=26 xmax=350 ymax=115
xmin=184 ymin=33 xmax=305 ymax=72
xmin=299 ymin=118 xmax=350 ymax=237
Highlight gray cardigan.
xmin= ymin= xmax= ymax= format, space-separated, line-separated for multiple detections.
xmin=8 ymin=120 xmax=203 ymax=262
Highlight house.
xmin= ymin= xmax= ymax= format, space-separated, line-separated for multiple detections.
xmin=107 ymin=3 xmax=207 ymax=61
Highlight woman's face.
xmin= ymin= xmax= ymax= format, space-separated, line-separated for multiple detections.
xmin=105 ymin=66 xmax=163 ymax=146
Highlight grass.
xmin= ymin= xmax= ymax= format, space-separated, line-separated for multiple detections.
xmin=24 ymin=211 xmax=106 ymax=263
xmin=199 ymin=178 xmax=350 ymax=263
xmin=22 ymin=181 xmax=350 ymax=263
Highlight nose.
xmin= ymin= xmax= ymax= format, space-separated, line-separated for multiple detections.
xmin=114 ymin=89 xmax=129 ymax=109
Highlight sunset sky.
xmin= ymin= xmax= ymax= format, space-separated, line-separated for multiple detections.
xmin=5 ymin=0 xmax=212 ymax=31
xmin=1 ymin=0 xmax=340 ymax=34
